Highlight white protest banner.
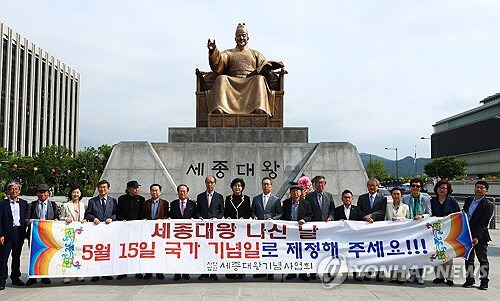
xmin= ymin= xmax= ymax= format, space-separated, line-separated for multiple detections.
xmin=29 ymin=212 xmax=472 ymax=277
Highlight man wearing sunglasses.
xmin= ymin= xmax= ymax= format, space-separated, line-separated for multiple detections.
xmin=402 ymin=177 xmax=431 ymax=285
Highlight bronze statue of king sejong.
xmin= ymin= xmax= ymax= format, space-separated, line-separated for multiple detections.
xmin=206 ymin=23 xmax=284 ymax=116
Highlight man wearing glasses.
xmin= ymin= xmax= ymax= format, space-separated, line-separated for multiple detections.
xmin=462 ymin=180 xmax=494 ymax=290
xmin=402 ymin=177 xmax=431 ymax=285
xmin=196 ymin=176 xmax=224 ymax=281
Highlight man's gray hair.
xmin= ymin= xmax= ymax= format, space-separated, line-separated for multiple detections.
xmin=367 ymin=178 xmax=380 ymax=186
xmin=7 ymin=181 xmax=21 ymax=190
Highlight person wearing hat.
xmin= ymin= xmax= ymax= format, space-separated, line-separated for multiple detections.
xmin=116 ymin=180 xmax=145 ymax=280
xmin=281 ymin=184 xmax=313 ymax=281
xmin=26 ymin=184 xmax=59 ymax=286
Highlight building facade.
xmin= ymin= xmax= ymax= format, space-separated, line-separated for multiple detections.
xmin=0 ymin=21 xmax=79 ymax=156
xmin=432 ymin=93 xmax=500 ymax=177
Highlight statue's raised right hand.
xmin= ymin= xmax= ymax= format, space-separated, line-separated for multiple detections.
xmin=207 ymin=39 xmax=216 ymax=51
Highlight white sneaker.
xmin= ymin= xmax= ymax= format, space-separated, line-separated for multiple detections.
xmin=76 ymin=277 xmax=85 ymax=282
xmin=63 ymin=278 xmax=70 ymax=284
xmin=417 ymin=277 xmax=424 ymax=285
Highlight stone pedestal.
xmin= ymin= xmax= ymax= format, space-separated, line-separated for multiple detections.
xmin=101 ymin=135 xmax=368 ymax=204
xmin=169 ymin=127 xmax=308 ymax=143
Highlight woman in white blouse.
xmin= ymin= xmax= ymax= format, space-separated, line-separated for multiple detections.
xmin=60 ymin=186 xmax=87 ymax=284
xmin=385 ymin=187 xmax=410 ymax=284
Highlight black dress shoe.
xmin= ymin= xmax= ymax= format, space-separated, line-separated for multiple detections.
xmin=102 ymin=276 xmax=113 ymax=280
xmin=0 ymin=282 xmax=5 ymax=290
xmin=173 ymin=274 xmax=181 ymax=281
xmin=376 ymin=277 xmax=383 ymax=282
xmin=41 ymin=278 xmax=51 ymax=284
xmin=91 ymin=276 xmax=100 ymax=282
xmin=225 ymin=274 xmax=236 ymax=279
xmin=267 ymin=274 xmax=274 ymax=281
xmin=363 ymin=276 xmax=371 ymax=281
xmin=285 ymin=274 xmax=297 ymax=280
xmin=446 ymin=280 xmax=454 ymax=286
xmin=354 ymin=276 xmax=363 ymax=282
xmin=253 ymin=274 xmax=266 ymax=278
xmin=298 ymin=274 xmax=310 ymax=281
xmin=182 ymin=274 xmax=190 ymax=280
xmin=26 ymin=278 xmax=37 ymax=286
xmin=156 ymin=274 xmax=164 ymax=280
xmin=478 ymin=283 xmax=488 ymax=290
xmin=11 ymin=279 xmax=25 ymax=286
xmin=397 ymin=280 xmax=405 ymax=285
xmin=462 ymin=280 xmax=475 ymax=288
xmin=198 ymin=274 xmax=208 ymax=280
xmin=117 ymin=274 xmax=127 ymax=280
xmin=135 ymin=274 xmax=143 ymax=279
xmin=389 ymin=279 xmax=397 ymax=283
xmin=236 ymin=274 xmax=244 ymax=279
xmin=143 ymin=273 xmax=152 ymax=280
xmin=309 ymin=273 xmax=317 ymax=280
xmin=210 ymin=274 xmax=219 ymax=281
xmin=433 ymin=278 xmax=445 ymax=284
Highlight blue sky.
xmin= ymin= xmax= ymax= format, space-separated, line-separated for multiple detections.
xmin=2 ymin=1 xmax=500 ymax=159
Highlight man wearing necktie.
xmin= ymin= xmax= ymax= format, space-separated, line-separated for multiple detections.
xmin=141 ymin=184 xmax=169 ymax=280
xmin=84 ymin=180 xmax=117 ymax=282
xmin=169 ymin=184 xmax=197 ymax=281
xmin=26 ymin=184 xmax=59 ymax=286
xmin=196 ymin=176 xmax=224 ymax=281
xmin=357 ymin=178 xmax=387 ymax=282
xmin=251 ymin=177 xmax=282 ymax=280
xmin=0 ymin=181 xmax=30 ymax=290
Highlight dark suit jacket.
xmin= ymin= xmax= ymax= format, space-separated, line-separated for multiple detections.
xmin=84 ymin=195 xmax=117 ymax=222
xmin=169 ymin=199 xmax=197 ymax=219
xmin=430 ymin=196 xmax=460 ymax=217
xmin=463 ymin=196 xmax=494 ymax=242
xmin=224 ymin=195 xmax=251 ymax=219
xmin=141 ymin=198 xmax=169 ymax=220
xmin=357 ymin=192 xmax=387 ymax=221
xmin=334 ymin=204 xmax=363 ymax=221
xmin=305 ymin=191 xmax=335 ymax=221
xmin=251 ymin=193 xmax=282 ymax=220
xmin=281 ymin=198 xmax=313 ymax=222
xmin=28 ymin=199 xmax=59 ymax=220
xmin=0 ymin=198 xmax=29 ymax=240
xmin=196 ymin=191 xmax=224 ymax=219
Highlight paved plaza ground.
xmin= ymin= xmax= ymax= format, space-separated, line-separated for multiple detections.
xmin=1 ymin=228 xmax=498 ymax=301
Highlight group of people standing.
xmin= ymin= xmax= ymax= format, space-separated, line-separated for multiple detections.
xmin=0 ymin=175 xmax=495 ymax=291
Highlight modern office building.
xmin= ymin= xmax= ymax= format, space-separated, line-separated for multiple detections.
xmin=0 ymin=21 xmax=79 ymax=156
xmin=431 ymin=92 xmax=500 ymax=177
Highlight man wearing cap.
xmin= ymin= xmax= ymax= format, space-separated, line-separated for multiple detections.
xmin=281 ymin=185 xmax=313 ymax=281
xmin=196 ymin=176 xmax=224 ymax=281
xmin=117 ymin=180 xmax=145 ymax=280
xmin=84 ymin=179 xmax=117 ymax=282
xmin=26 ymin=184 xmax=59 ymax=286
xmin=0 ymin=181 xmax=30 ymax=290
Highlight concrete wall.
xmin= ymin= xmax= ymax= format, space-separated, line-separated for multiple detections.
xmin=100 ymin=141 xmax=368 ymax=206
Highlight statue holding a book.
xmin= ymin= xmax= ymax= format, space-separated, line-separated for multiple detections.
xmin=206 ymin=23 xmax=284 ymax=116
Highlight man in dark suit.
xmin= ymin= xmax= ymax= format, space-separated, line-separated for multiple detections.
xmin=116 ymin=180 xmax=145 ymax=280
xmin=305 ymin=175 xmax=335 ymax=222
xmin=169 ymin=184 xmax=197 ymax=281
xmin=26 ymin=184 xmax=60 ymax=286
xmin=196 ymin=176 xmax=224 ymax=281
xmin=141 ymin=183 xmax=168 ymax=280
xmin=305 ymin=175 xmax=335 ymax=280
xmin=357 ymin=178 xmax=387 ymax=282
xmin=282 ymin=185 xmax=313 ymax=281
xmin=462 ymin=180 xmax=494 ymax=290
xmin=251 ymin=177 xmax=282 ymax=281
xmin=334 ymin=189 xmax=363 ymax=281
xmin=84 ymin=179 xmax=117 ymax=282
xmin=0 ymin=181 xmax=29 ymax=290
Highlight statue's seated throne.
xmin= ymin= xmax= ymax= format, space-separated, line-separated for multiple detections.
xmin=195 ymin=68 xmax=287 ymax=128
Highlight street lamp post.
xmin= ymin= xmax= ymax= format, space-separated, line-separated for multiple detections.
xmin=385 ymin=147 xmax=398 ymax=184
xmin=421 ymin=137 xmax=438 ymax=177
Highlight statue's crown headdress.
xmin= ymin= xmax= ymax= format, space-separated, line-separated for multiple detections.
xmin=236 ymin=23 xmax=247 ymax=33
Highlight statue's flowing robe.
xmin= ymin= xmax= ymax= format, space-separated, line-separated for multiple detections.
xmin=207 ymin=47 xmax=275 ymax=116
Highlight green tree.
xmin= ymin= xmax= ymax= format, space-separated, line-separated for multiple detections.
xmin=424 ymin=156 xmax=467 ymax=179
xmin=34 ymin=146 xmax=74 ymax=195
xmin=365 ymin=159 xmax=388 ymax=180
